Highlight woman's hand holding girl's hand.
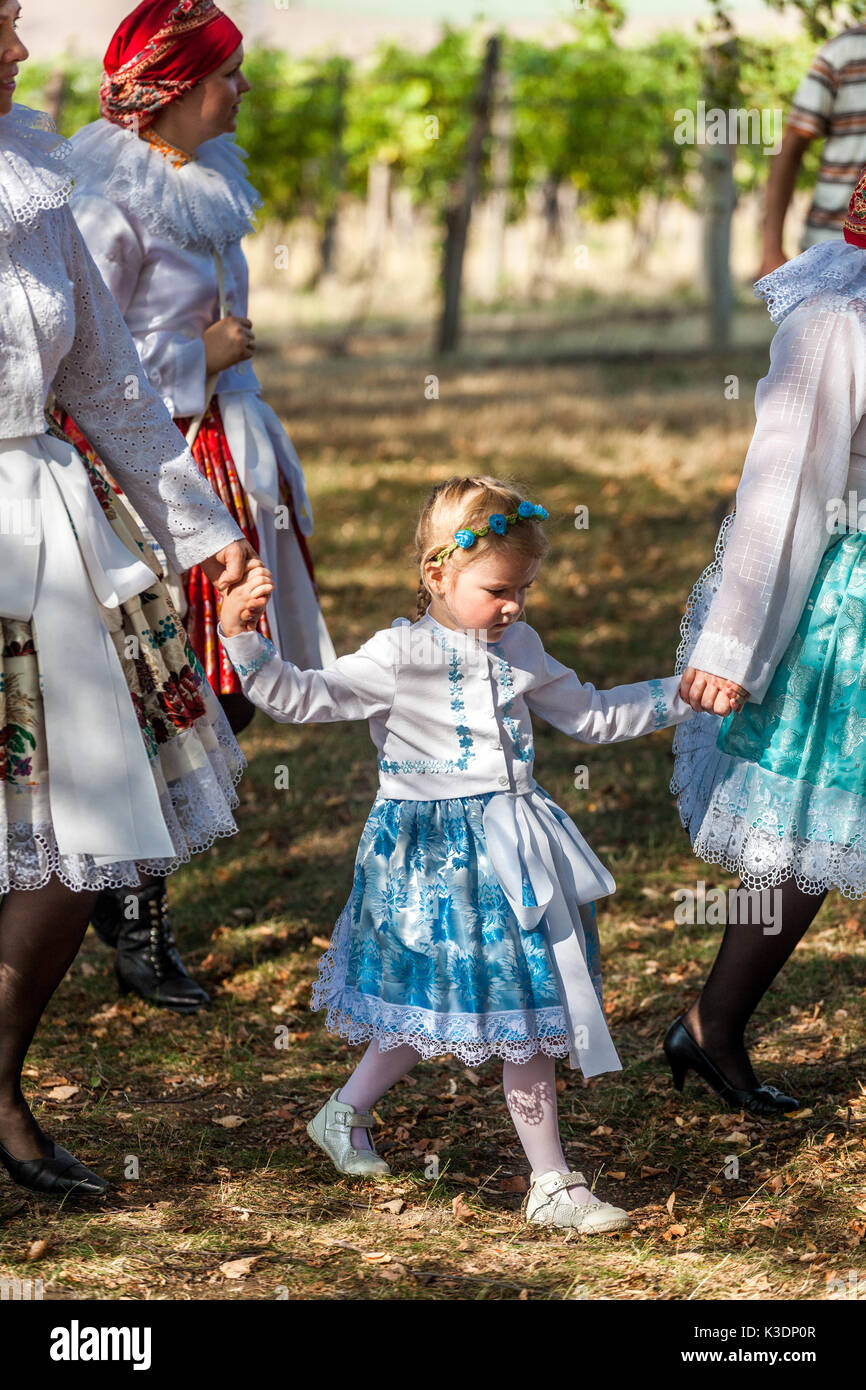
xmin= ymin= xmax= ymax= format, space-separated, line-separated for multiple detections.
xmin=201 ymin=539 xmax=258 ymax=593
xmin=203 ymin=314 xmax=256 ymax=374
xmin=680 ymin=668 xmax=750 ymax=716
xmin=219 ymin=563 xmax=274 ymax=638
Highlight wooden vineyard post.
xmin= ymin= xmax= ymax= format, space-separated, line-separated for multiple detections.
xmin=437 ymin=34 xmax=501 ymax=354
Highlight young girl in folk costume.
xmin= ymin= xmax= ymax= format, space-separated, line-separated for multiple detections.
xmin=668 ymin=168 xmax=866 ymax=1114
xmin=218 ymin=476 xmax=702 ymax=1233
xmin=0 ymin=0 xmax=255 ymax=1194
xmin=58 ymin=0 xmax=336 ymax=1009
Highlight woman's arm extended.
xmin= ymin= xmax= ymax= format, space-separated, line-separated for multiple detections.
xmin=689 ymin=301 xmax=866 ymax=703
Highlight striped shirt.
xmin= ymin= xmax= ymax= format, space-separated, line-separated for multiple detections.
xmin=788 ymin=26 xmax=866 ymax=247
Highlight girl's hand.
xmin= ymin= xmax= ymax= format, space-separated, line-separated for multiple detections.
xmin=219 ymin=563 xmax=274 ymax=638
xmin=203 ymin=315 xmax=256 ymax=374
xmin=680 ymin=668 xmax=750 ymax=716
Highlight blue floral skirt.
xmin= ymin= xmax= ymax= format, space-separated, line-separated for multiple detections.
xmin=673 ymin=523 xmax=866 ymax=896
xmin=310 ymin=789 xmax=604 ymax=1065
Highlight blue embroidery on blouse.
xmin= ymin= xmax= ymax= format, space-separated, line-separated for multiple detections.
xmin=234 ymin=637 xmax=278 ymax=678
xmin=648 ymin=677 xmax=667 ymax=730
xmin=378 ymin=627 xmax=475 ymax=775
xmin=495 ymin=653 xmax=534 ymax=762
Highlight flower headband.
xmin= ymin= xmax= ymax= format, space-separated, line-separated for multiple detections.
xmin=430 ymin=500 xmax=549 ymax=568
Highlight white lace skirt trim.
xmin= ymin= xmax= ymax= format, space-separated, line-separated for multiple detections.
xmin=0 ymin=702 xmax=245 ymax=893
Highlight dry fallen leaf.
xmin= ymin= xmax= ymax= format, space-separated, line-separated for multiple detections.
xmin=463 ymin=1069 xmax=480 ymax=1086
xmin=451 ymin=1194 xmax=474 ymax=1222
xmin=591 ymin=1125 xmax=613 ymax=1137
xmin=361 ymin=1251 xmax=392 ymax=1263
xmin=219 ymin=1255 xmax=262 ymax=1280
xmin=213 ymin=1115 xmax=246 ymax=1129
xmin=665 ymin=1191 xmax=677 ymax=1216
xmin=45 ymin=1085 xmax=80 ymax=1102
xmin=499 ymin=1176 xmax=527 ymax=1193
xmin=376 ymin=1199 xmax=405 ymax=1215
xmin=27 ymin=1239 xmax=50 ymax=1261
xmin=662 ymin=1224 xmax=687 ymax=1240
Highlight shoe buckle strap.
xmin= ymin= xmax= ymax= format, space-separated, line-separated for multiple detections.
xmin=334 ymin=1108 xmax=375 ymax=1129
xmin=539 ymin=1170 xmax=588 ymax=1197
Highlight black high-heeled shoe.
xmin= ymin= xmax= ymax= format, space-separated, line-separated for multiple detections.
xmin=663 ymin=1017 xmax=800 ymax=1116
xmin=0 ymin=1137 xmax=109 ymax=1197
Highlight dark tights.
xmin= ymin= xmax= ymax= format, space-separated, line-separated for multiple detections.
xmin=684 ymin=876 xmax=826 ymax=1089
xmin=0 ymin=877 xmax=98 ymax=1160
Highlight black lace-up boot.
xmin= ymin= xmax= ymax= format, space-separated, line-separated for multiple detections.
xmin=90 ymin=883 xmax=210 ymax=1014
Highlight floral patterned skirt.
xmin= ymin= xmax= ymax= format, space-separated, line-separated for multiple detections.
xmin=672 ymin=522 xmax=866 ymax=897
xmin=0 ymin=430 xmax=245 ymax=894
xmin=310 ymin=789 xmax=605 ymax=1066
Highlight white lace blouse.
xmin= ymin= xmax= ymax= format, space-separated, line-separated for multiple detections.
xmin=0 ymin=104 xmax=244 ymax=573
xmin=66 ymin=118 xmax=262 ymax=419
xmin=686 ymin=240 xmax=866 ymax=703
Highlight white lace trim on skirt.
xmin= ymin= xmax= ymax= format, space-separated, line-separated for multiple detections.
xmin=0 ymin=704 xmax=245 ymax=893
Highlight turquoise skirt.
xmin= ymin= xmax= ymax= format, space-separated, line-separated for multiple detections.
xmin=310 ymin=788 xmax=604 ymax=1065
xmin=672 ymin=524 xmax=866 ymax=897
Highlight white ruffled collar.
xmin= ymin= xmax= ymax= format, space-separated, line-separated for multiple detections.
xmin=0 ymin=103 xmax=72 ymax=241
xmin=754 ymin=239 xmax=866 ymax=323
xmin=67 ymin=117 xmax=261 ymax=253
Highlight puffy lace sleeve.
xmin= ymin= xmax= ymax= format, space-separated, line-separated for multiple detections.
xmin=520 ymin=627 xmax=692 ymax=741
xmin=688 ymin=301 xmax=866 ymax=700
xmin=50 ymin=205 xmax=243 ymax=572
xmin=217 ymin=624 xmax=396 ymax=723
xmin=69 ymin=192 xmax=143 ymax=314
xmin=70 ymin=191 xmax=209 ymax=416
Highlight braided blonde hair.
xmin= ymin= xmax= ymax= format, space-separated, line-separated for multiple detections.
xmin=412 ymin=475 xmax=551 ymax=620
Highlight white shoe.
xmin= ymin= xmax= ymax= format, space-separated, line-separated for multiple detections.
xmin=525 ymin=1169 xmax=631 ymax=1235
xmin=306 ymin=1090 xmax=392 ymax=1177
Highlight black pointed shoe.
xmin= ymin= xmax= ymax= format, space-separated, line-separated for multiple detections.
xmin=113 ymin=883 xmax=210 ymax=1015
xmin=663 ymin=1017 xmax=800 ymax=1117
xmin=0 ymin=1138 xmax=109 ymax=1197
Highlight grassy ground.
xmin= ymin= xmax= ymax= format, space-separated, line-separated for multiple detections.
xmin=1 ymin=304 xmax=864 ymax=1301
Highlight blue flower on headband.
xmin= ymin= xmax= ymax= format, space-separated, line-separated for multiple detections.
xmin=517 ymin=501 xmax=535 ymax=518
xmin=454 ymin=528 xmax=476 ymax=549
xmin=488 ymin=513 xmax=507 ymax=534
xmin=533 ymin=504 xmax=549 ymax=520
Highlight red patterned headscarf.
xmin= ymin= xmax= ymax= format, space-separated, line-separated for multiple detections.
xmin=100 ymin=0 xmax=243 ymax=131
xmin=844 ymin=167 xmax=866 ymax=249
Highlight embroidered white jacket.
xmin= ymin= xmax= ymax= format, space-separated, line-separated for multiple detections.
xmin=220 ymin=610 xmax=693 ymax=800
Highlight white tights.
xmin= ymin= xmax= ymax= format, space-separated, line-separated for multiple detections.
xmin=337 ymin=1041 xmax=599 ymax=1206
